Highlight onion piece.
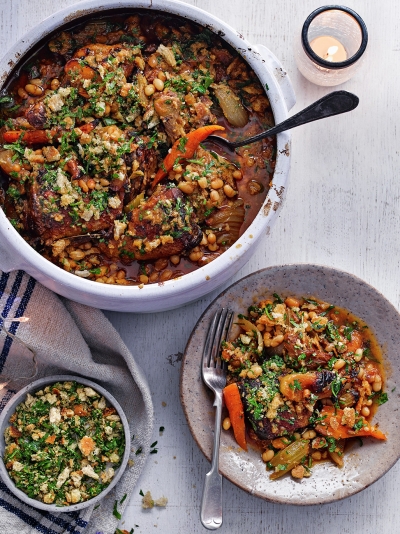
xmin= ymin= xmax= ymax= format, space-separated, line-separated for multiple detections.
xmin=269 ymin=439 xmax=310 ymax=480
xmin=206 ymin=199 xmax=245 ymax=246
xmin=211 ymin=83 xmax=249 ymax=127
xmin=237 ymin=317 xmax=263 ymax=352
xmin=157 ymin=44 xmax=176 ymax=67
xmin=0 ymin=150 xmax=15 ymax=175
xmin=124 ymin=191 xmax=145 ymax=212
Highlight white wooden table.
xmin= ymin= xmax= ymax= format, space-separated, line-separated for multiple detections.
xmin=2 ymin=0 xmax=400 ymax=532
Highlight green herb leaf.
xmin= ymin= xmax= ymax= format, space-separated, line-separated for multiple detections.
xmin=0 ymin=95 xmax=14 ymax=106
xmin=303 ymin=298 xmax=318 ymax=306
xmin=326 ymin=322 xmax=340 ymax=342
xmin=177 ymin=136 xmax=188 ymax=153
xmin=3 ymin=142 xmax=25 ymax=155
xmin=376 ymin=392 xmax=388 ymax=405
xmin=309 ymin=410 xmax=327 ymax=425
xmin=113 ymin=500 xmax=122 ymax=520
xmin=343 ymin=323 xmax=355 ymax=341
xmin=103 ymin=117 xmax=118 ymax=126
xmin=326 ymin=436 xmax=337 ymax=452
xmin=289 ymin=379 xmax=302 ymax=391
xmin=353 ymin=418 xmax=365 ymax=431
xmin=330 ymin=376 xmax=342 ymax=398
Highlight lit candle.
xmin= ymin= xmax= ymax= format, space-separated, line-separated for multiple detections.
xmin=294 ymin=6 xmax=368 ymax=86
xmin=310 ymin=36 xmax=347 ymax=62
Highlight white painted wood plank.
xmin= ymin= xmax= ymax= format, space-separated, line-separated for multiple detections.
xmin=1 ymin=0 xmax=399 ymax=532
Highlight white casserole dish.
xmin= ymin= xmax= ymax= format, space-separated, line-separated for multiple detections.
xmin=0 ymin=0 xmax=295 ymax=312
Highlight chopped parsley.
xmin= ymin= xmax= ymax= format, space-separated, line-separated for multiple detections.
xmin=289 ymin=379 xmax=302 ymax=391
xmin=113 ymin=500 xmax=122 ymax=520
xmin=326 ymin=437 xmax=337 ymax=452
xmin=376 ymin=392 xmax=388 ymax=405
xmin=330 ymin=376 xmax=342 ymax=398
xmin=177 ymin=136 xmax=188 ymax=153
xmin=353 ymin=419 xmax=365 ymax=432
xmin=3 ymin=381 xmax=125 ymax=506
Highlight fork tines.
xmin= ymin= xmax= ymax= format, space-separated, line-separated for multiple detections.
xmin=203 ymin=308 xmax=233 ymax=370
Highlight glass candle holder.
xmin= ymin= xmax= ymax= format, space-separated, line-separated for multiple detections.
xmin=294 ymin=5 xmax=368 ymax=86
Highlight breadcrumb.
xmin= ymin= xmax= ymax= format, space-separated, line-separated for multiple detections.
xmin=141 ymin=490 xmax=168 ymax=509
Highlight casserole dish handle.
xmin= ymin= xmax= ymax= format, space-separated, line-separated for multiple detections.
xmin=0 ymin=211 xmax=24 ymax=272
xmin=255 ymin=44 xmax=296 ymax=112
xmin=0 ymin=242 xmax=21 ymax=272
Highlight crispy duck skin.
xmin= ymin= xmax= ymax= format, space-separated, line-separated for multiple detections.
xmin=238 ymin=378 xmax=310 ymax=440
xmin=27 ymin=170 xmax=123 ymax=242
xmin=124 ymin=140 xmax=158 ymax=202
xmin=26 ymin=101 xmax=48 ymax=129
xmin=153 ymin=91 xmax=187 ymax=142
xmin=238 ymin=370 xmax=335 ymax=440
xmin=282 ymin=334 xmax=332 ymax=370
xmin=99 ymin=186 xmax=202 ymax=262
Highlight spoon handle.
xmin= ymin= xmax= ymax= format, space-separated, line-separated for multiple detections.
xmin=230 ymin=90 xmax=359 ymax=148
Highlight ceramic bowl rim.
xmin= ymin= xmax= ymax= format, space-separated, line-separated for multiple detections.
xmin=0 ymin=374 xmax=131 ymax=512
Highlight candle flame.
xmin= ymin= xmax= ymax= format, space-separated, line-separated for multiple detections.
xmin=327 ymin=45 xmax=339 ymax=56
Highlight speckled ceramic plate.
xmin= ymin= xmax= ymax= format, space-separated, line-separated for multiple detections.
xmin=180 ymin=264 xmax=400 ymax=505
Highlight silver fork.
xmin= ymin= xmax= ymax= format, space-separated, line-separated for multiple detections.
xmin=200 ymin=308 xmax=234 ymax=530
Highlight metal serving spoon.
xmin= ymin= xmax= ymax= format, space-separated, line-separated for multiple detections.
xmin=206 ymin=90 xmax=359 ymax=151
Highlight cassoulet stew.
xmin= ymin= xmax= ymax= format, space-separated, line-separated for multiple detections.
xmin=0 ymin=12 xmax=275 ymax=285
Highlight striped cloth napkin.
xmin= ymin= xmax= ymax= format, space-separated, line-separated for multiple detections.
xmin=0 ymin=270 xmax=154 ymax=533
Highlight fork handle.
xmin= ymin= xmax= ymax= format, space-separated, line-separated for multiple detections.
xmin=200 ymin=390 xmax=223 ymax=530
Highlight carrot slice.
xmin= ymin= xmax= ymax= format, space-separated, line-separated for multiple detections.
xmin=346 ymin=330 xmax=363 ymax=353
xmin=2 ymin=130 xmax=52 ymax=144
xmin=2 ymin=122 xmax=95 ymax=146
xmin=64 ymin=58 xmax=97 ymax=81
xmin=223 ymin=382 xmax=247 ymax=450
xmin=64 ymin=59 xmax=99 ymax=98
xmin=152 ymin=124 xmax=225 ymax=188
xmin=315 ymin=406 xmax=386 ymax=440
xmin=79 ymin=122 xmax=96 ymax=134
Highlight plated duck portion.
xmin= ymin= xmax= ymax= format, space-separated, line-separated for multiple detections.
xmin=221 ymin=295 xmax=387 ymax=480
xmin=0 ymin=11 xmax=276 ymax=285
xmin=238 ymin=370 xmax=336 ymax=441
